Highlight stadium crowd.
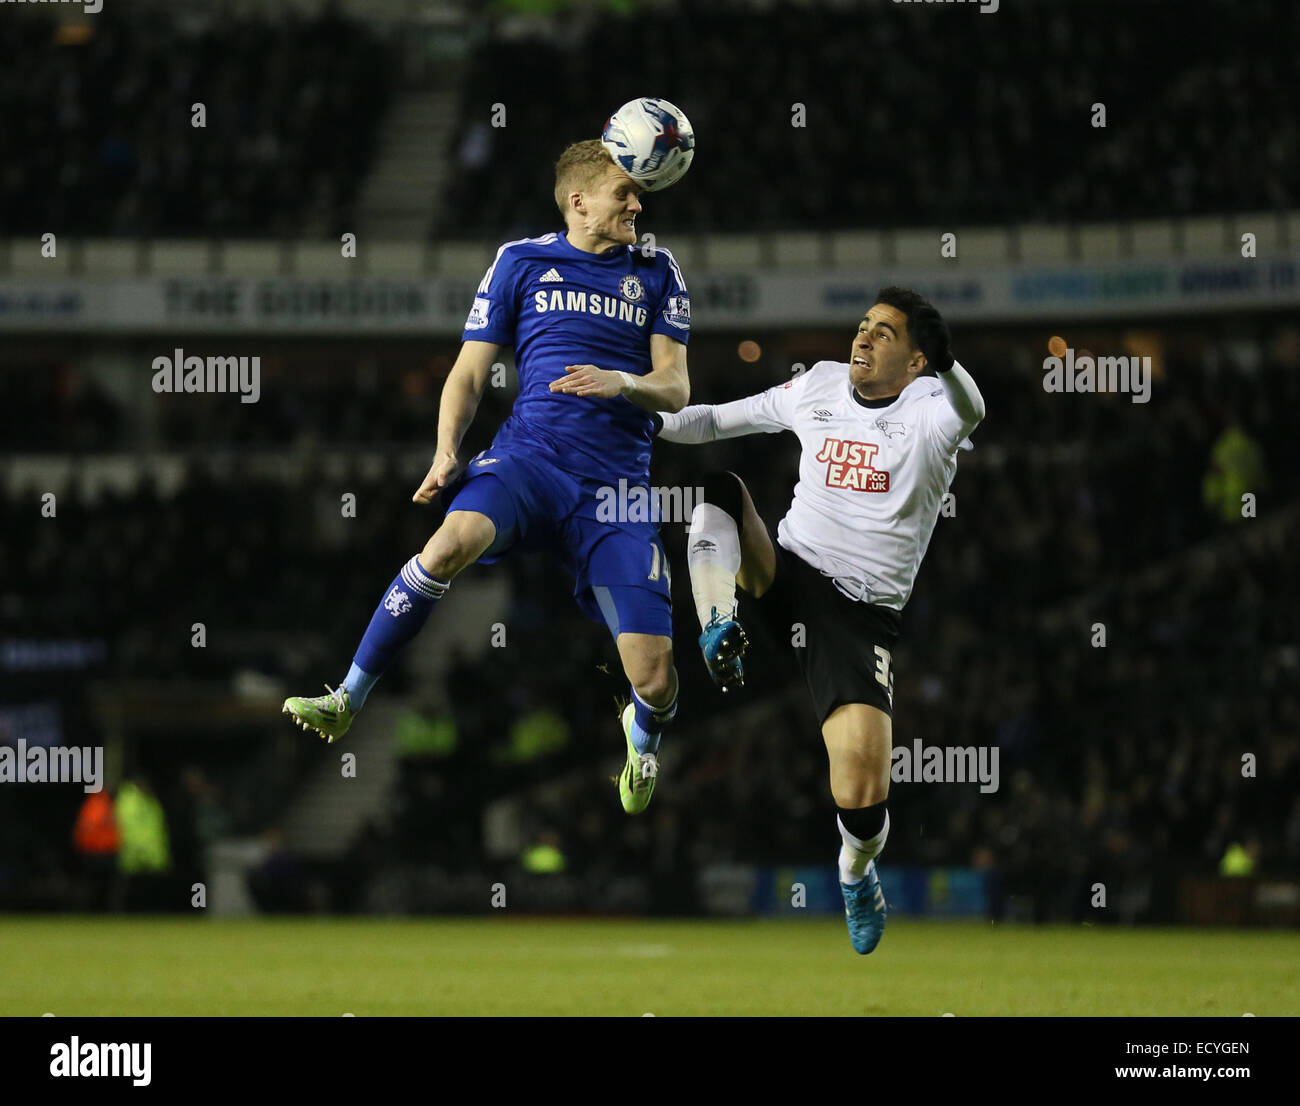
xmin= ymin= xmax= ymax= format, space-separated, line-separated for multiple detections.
xmin=440 ymin=0 xmax=1293 ymax=237
xmin=0 ymin=2 xmax=1286 ymax=241
xmin=5 ymin=324 xmax=1296 ymax=919
xmin=2 ymin=10 xmax=393 ymax=237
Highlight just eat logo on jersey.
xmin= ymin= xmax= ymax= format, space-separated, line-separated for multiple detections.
xmin=816 ymin=437 xmax=890 ymax=492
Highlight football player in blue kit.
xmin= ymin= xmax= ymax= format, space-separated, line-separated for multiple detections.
xmin=283 ymin=140 xmax=691 ymax=814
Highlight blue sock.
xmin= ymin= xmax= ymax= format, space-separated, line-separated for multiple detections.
xmin=343 ymin=556 xmax=448 ymax=711
xmin=343 ymin=662 xmax=380 ymax=711
xmin=629 ymin=686 xmax=677 ymax=755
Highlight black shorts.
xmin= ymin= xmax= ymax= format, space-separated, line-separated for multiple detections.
xmin=747 ymin=536 xmax=902 ymax=724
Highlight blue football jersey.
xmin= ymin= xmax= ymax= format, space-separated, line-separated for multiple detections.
xmin=461 ymin=231 xmax=690 ymax=484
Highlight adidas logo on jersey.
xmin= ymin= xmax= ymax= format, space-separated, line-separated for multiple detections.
xmin=538 ymin=268 xmax=563 ymax=283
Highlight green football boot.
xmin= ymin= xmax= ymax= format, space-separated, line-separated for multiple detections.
xmin=617 ymin=702 xmax=659 ymax=815
xmin=282 ymin=684 xmax=353 ymax=744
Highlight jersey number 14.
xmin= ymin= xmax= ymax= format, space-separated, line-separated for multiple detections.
xmin=648 ymin=541 xmax=671 ymax=586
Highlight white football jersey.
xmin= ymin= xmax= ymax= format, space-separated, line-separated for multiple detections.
xmin=662 ymin=361 xmax=981 ymax=610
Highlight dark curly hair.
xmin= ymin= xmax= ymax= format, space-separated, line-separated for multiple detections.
xmin=874 ymin=286 xmax=938 ymax=376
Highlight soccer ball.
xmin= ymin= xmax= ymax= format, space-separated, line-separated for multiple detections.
xmin=601 ymin=97 xmax=695 ymax=193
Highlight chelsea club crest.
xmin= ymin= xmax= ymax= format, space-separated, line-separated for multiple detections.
xmin=619 ymin=274 xmax=645 ymax=302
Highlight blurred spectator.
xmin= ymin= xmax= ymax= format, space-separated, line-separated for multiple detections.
xmin=1219 ymin=839 xmax=1259 ymax=877
xmin=438 ymin=0 xmax=1295 ymax=237
xmin=113 ymin=776 xmax=172 ymax=910
xmin=5 ymin=322 xmax=1296 ymax=920
xmin=394 ymin=707 xmax=458 ymax=758
xmin=521 ymin=831 xmax=567 ymax=875
xmin=501 ymin=704 xmax=571 ymax=764
xmin=72 ymin=790 xmax=120 ymax=911
xmin=1203 ymin=418 xmax=1267 ymax=524
xmin=3 ymin=11 xmax=393 ymax=236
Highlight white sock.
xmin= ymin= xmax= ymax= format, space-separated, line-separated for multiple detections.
xmin=687 ymin=503 xmax=742 ymax=629
xmin=837 ymin=811 xmax=890 ymax=885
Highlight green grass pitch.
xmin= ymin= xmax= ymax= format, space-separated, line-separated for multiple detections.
xmin=2 ymin=916 xmax=1297 ymax=1016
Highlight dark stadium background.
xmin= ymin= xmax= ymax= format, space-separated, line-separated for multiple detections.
xmin=2 ymin=0 xmax=1296 ymax=940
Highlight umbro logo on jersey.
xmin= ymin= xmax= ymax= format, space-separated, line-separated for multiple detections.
xmin=691 ymin=539 xmax=717 ymax=552
xmin=812 ymin=409 xmax=834 ymax=422
xmin=538 ymin=268 xmax=563 ymax=283
xmin=475 ymin=458 xmax=500 ymax=466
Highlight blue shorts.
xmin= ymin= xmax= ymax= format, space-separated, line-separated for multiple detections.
xmin=443 ymin=446 xmax=673 ymax=640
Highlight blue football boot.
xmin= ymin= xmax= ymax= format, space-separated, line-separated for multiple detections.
xmin=698 ymin=607 xmax=748 ymax=693
xmin=841 ymin=859 xmax=887 ymax=954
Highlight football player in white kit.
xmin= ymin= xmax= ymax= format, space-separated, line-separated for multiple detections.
xmin=653 ymin=288 xmax=984 ymax=953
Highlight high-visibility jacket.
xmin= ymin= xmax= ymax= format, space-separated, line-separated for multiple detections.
xmin=116 ymin=782 xmax=171 ymax=874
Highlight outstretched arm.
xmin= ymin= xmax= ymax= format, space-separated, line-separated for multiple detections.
xmin=655 ymin=398 xmax=770 ymax=443
xmin=656 ymin=371 xmax=805 ymax=443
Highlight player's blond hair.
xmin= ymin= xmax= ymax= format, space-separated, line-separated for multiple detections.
xmin=554 ymin=140 xmax=616 ymax=219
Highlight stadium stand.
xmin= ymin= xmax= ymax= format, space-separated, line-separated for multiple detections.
xmin=5 ymin=321 xmax=1296 ymax=918
xmin=1 ymin=10 xmax=394 ymax=237
xmin=437 ymin=0 xmax=1294 ymax=238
